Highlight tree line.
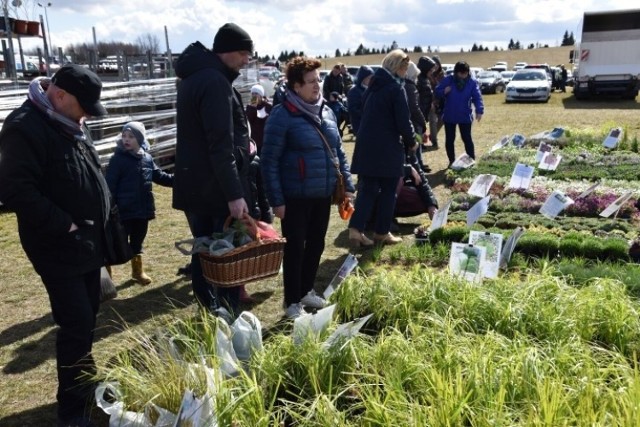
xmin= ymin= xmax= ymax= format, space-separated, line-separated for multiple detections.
xmin=29 ymin=29 xmax=576 ymax=65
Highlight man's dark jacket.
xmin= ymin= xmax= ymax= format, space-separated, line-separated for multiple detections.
xmin=322 ymin=72 xmax=344 ymax=100
xmin=173 ymin=41 xmax=252 ymax=216
xmin=0 ymin=100 xmax=108 ymax=278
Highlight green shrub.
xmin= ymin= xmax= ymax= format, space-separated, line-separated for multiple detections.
xmin=602 ymin=239 xmax=630 ymax=261
xmin=580 ymin=237 xmax=605 ymax=260
xmin=559 ymin=238 xmax=582 ymax=258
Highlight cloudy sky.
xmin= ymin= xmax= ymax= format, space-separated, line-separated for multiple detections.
xmin=13 ymin=0 xmax=638 ymax=58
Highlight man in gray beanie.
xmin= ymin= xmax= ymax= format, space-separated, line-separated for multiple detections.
xmin=173 ymin=23 xmax=255 ymax=318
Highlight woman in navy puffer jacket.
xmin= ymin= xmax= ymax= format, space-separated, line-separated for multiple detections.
xmin=261 ymin=57 xmax=355 ymax=320
xmin=106 ymin=122 xmax=173 ymax=284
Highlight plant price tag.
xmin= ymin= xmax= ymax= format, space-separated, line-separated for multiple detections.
xmin=539 ymin=190 xmax=574 ymax=219
xmin=466 ymin=196 xmax=491 ymax=227
xmin=599 ymin=191 xmax=634 ymax=218
xmin=508 ymin=163 xmax=534 ymax=189
xmin=468 ymin=174 xmax=497 ymax=198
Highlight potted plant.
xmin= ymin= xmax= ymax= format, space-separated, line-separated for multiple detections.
xmin=9 ymin=0 xmax=40 ymax=36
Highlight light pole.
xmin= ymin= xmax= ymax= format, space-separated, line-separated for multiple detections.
xmin=37 ymin=2 xmax=52 ymax=60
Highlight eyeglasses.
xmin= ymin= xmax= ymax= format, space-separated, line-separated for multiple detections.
xmin=304 ymin=77 xmax=322 ymax=85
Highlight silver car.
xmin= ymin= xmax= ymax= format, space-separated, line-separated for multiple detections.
xmin=505 ymin=69 xmax=551 ymax=103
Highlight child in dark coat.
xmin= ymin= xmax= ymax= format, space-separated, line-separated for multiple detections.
xmin=106 ymin=122 xmax=173 ymax=284
xmin=327 ymin=91 xmax=349 ymax=137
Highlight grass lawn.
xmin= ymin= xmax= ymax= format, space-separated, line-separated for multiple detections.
xmin=1 ymin=89 xmax=639 ymax=425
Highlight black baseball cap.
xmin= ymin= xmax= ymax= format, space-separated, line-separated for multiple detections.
xmin=51 ymin=64 xmax=107 ymax=117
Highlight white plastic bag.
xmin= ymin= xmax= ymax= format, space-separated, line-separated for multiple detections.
xmin=173 ymin=389 xmax=216 ymax=427
xmin=215 ymin=319 xmax=240 ymax=377
xmin=293 ymin=304 xmax=336 ymax=345
xmin=231 ymin=311 xmax=263 ymax=361
xmin=95 ymin=382 xmax=152 ymax=427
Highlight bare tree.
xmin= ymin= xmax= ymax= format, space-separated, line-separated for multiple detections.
xmin=135 ymin=33 xmax=160 ymax=54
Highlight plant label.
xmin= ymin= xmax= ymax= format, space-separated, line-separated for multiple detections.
xmin=468 ymin=174 xmax=497 ymax=198
xmin=451 ymin=153 xmax=476 ymax=170
xmin=499 ymin=227 xmax=525 ymax=269
xmin=469 ymin=231 xmax=503 ymax=279
xmin=577 ymin=180 xmax=602 ymax=199
xmin=489 ymin=135 xmax=511 ymax=152
xmin=511 ymin=134 xmax=526 ymax=148
xmin=324 ymin=254 xmax=359 ymax=299
xmin=508 ymin=163 xmax=534 ymax=190
xmin=535 ymin=142 xmax=552 ymax=162
xmin=428 ymin=199 xmax=452 ymax=232
xmin=449 ymin=243 xmax=487 ymax=283
xmin=600 ymin=191 xmax=634 ymax=218
xmin=466 ymin=196 xmax=491 ymax=227
xmin=539 ymin=190 xmax=574 ymax=219
xmin=603 ymin=127 xmax=623 ymax=149
xmin=538 ymin=152 xmax=562 ymax=171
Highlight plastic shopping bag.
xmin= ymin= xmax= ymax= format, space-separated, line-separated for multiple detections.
xmin=231 ymin=311 xmax=263 ymax=362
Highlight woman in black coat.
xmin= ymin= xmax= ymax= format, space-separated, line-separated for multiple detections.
xmin=348 ymin=49 xmax=418 ymax=247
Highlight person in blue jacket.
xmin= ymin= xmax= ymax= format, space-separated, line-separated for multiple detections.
xmin=346 ymin=65 xmax=373 ymax=136
xmin=261 ymin=56 xmax=355 ymax=319
xmin=434 ymin=61 xmax=484 ymax=166
xmin=348 ymin=49 xmax=418 ymax=247
xmin=106 ymin=121 xmax=173 ymax=284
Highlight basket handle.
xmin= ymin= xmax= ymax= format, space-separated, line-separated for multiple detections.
xmin=224 ymin=214 xmax=261 ymax=241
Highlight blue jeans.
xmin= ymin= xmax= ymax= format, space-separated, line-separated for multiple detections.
xmin=444 ymin=122 xmax=475 ymax=165
xmin=186 ymin=213 xmax=240 ymax=315
xmin=349 ymin=175 xmax=399 ymax=234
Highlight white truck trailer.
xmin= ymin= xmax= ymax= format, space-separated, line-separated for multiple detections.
xmin=570 ymin=8 xmax=640 ymax=100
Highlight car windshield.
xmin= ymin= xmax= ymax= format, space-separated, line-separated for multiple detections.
xmin=513 ymin=71 xmax=546 ymax=81
xmin=478 ymin=71 xmax=497 ymax=78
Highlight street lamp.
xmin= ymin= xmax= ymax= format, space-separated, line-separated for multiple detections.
xmin=37 ymin=2 xmax=52 ymax=60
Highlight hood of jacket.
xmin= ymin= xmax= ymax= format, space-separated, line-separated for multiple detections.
xmin=367 ymin=67 xmax=401 ymax=94
xmin=175 ymin=41 xmax=239 ymax=83
xmin=355 ymin=66 xmax=374 ymax=86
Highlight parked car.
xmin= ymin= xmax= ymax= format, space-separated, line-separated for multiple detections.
xmin=505 ymin=69 xmax=551 ymax=103
xmin=501 ymin=71 xmax=516 ymax=84
xmin=513 ymin=62 xmax=527 ymax=71
xmin=477 ymin=70 xmax=506 ymax=94
xmin=15 ymin=59 xmax=39 ymax=78
xmin=523 ymin=63 xmax=552 ymax=83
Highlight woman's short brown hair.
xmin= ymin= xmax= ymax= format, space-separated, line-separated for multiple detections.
xmin=285 ymin=57 xmax=322 ymax=89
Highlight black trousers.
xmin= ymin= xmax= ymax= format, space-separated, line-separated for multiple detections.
xmin=444 ymin=122 xmax=475 ymax=164
xmin=280 ymin=197 xmax=331 ymax=306
xmin=122 ymin=218 xmax=149 ymax=255
xmin=41 ymin=269 xmax=101 ymax=421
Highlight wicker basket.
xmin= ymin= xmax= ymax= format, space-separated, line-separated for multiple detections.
xmin=199 ymin=216 xmax=285 ymax=287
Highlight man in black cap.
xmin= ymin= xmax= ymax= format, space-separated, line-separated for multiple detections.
xmin=173 ymin=23 xmax=254 ymax=318
xmin=0 ymin=64 xmax=109 ymax=427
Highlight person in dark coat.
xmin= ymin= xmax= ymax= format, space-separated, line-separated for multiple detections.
xmin=106 ymin=121 xmax=173 ymax=285
xmin=349 ymin=49 xmax=418 ymax=247
xmin=434 ymin=61 xmax=484 ymax=166
xmin=417 ymin=55 xmax=438 ymax=148
xmin=245 ymin=83 xmax=272 ymax=155
xmin=173 ymin=23 xmax=254 ymax=317
xmin=0 ymin=65 xmax=109 ymax=427
xmin=322 ymin=64 xmax=344 ymax=100
xmin=261 ymin=57 xmax=355 ymax=319
xmin=405 ymin=61 xmax=430 ymax=172
xmin=346 ymin=65 xmax=373 ymax=136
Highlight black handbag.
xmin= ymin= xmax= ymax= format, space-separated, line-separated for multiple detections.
xmin=104 ymin=204 xmax=133 ymax=265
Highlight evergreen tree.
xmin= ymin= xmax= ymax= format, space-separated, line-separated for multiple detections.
xmin=568 ymin=31 xmax=575 ymax=45
xmin=335 ymin=48 xmax=341 ymax=57
xmin=561 ymin=30 xmax=570 ymax=46
xmin=508 ymin=38 xmax=515 ymax=50
xmin=471 ymin=43 xmax=478 ymax=52
xmin=355 ymin=43 xmax=365 ymax=56
xmin=413 ymin=45 xmax=423 ymax=53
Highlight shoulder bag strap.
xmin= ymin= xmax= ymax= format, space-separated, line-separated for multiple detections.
xmin=312 ymin=125 xmax=342 ymax=179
